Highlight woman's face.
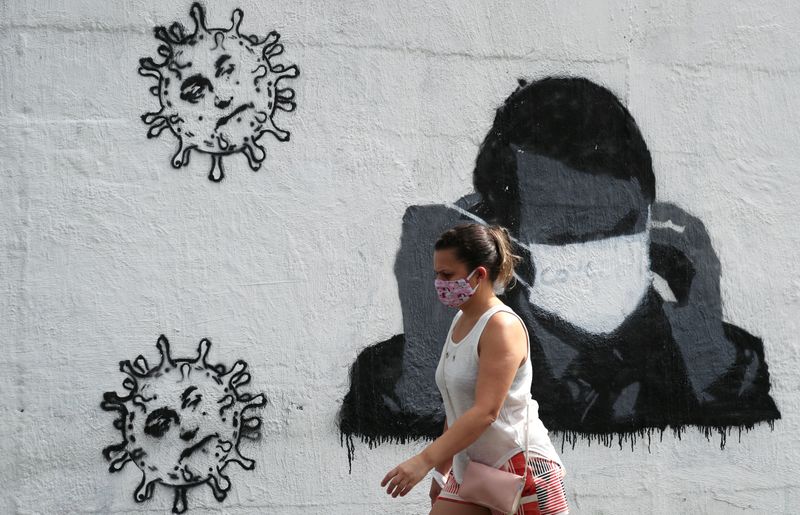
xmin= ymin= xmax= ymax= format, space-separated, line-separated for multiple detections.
xmin=433 ymin=248 xmax=470 ymax=282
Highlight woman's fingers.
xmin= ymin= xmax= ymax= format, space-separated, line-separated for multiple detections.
xmin=391 ymin=479 xmax=408 ymax=497
xmin=383 ymin=461 xmax=421 ymax=497
xmin=381 ymin=467 xmax=398 ymax=487
xmin=398 ymin=482 xmax=413 ymax=497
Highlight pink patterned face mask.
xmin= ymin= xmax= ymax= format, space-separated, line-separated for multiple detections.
xmin=435 ymin=269 xmax=479 ymax=308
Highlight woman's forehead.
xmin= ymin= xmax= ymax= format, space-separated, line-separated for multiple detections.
xmin=433 ymin=248 xmax=463 ymax=269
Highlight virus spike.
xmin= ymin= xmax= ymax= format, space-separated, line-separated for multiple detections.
xmin=240 ymin=430 xmax=262 ymax=441
xmin=241 ymin=141 xmax=266 ymax=170
xmin=141 ymin=112 xmax=165 ymax=125
xmin=222 ymin=361 xmax=247 ymax=382
xmin=146 ymin=118 xmax=170 ymax=139
xmin=134 ymin=472 xmax=157 ymax=503
xmin=119 ymin=359 xmax=143 ymax=378
xmin=109 ymin=453 xmax=133 ymax=472
xmin=275 ymin=65 xmax=300 ymax=81
xmin=172 ymin=486 xmax=188 ymax=514
xmin=242 ymin=393 xmax=268 ymax=410
xmin=155 ymin=334 xmax=176 ymax=369
xmin=168 ymin=22 xmax=186 ymax=43
xmin=226 ymin=448 xmax=255 ymax=470
xmin=242 ymin=416 xmax=261 ymax=429
xmin=275 ymin=88 xmax=296 ymax=112
xmin=230 ymin=9 xmax=244 ymax=34
xmin=276 ymin=88 xmax=295 ymax=101
xmin=261 ymin=31 xmax=280 ymax=54
xmin=217 ymin=395 xmax=236 ymax=416
xmin=171 ymin=140 xmax=193 ymax=169
xmin=138 ymin=57 xmax=162 ymax=72
xmin=211 ymin=31 xmax=226 ymax=51
xmin=157 ymin=44 xmax=172 ymax=59
xmin=139 ymin=67 xmax=161 ymax=81
xmin=231 ymin=371 xmax=251 ymax=387
xmin=189 ymin=3 xmax=209 ymax=35
xmin=196 ymin=338 xmax=212 ymax=364
xmin=134 ymin=355 xmax=150 ymax=374
xmin=264 ymin=43 xmax=284 ymax=58
xmin=153 ymin=26 xmax=172 ymax=44
xmin=252 ymin=65 xmax=268 ymax=86
xmin=179 ymin=362 xmax=192 ymax=381
xmin=208 ymin=154 xmax=225 ymax=182
xmin=102 ymin=440 xmax=128 ymax=461
xmin=207 ymin=470 xmax=231 ymax=501
xmin=101 ymin=390 xmax=128 ymax=411
xmin=260 ymin=116 xmax=290 ymax=142
xmin=275 ymin=101 xmax=296 ymax=113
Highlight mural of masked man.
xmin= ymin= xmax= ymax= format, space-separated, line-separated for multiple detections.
xmin=340 ymin=77 xmax=779 ymax=452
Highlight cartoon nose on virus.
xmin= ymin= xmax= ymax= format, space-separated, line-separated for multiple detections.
xmin=101 ymin=335 xmax=267 ymax=514
xmin=139 ymin=3 xmax=299 ymax=182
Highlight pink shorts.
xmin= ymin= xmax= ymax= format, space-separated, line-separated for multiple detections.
xmin=437 ymin=453 xmax=568 ymax=515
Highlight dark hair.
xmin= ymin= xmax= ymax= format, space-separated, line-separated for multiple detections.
xmin=434 ymin=223 xmax=521 ymax=288
xmin=473 ymin=77 xmax=655 ymax=234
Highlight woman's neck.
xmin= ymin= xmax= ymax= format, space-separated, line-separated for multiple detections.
xmin=459 ymin=286 xmax=501 ymax=318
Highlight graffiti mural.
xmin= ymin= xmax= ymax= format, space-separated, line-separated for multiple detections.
xmin=101 ymin=335 xmax=267 ymax=514
xmin=340 ymin=77 xmax=780 ymax=462
xmin=139 ymin=3 xmax=299 ymax=182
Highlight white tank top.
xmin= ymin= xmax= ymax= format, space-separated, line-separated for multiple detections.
xmin=434 ymin=303 xmax=563 ymax=483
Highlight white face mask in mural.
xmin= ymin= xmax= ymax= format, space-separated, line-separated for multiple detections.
xmin=523 ymin=231 xmax=652 ymax=334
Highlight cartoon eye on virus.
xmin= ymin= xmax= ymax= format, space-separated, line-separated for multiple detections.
xmin=139 ymin=3 xmax=299 ymax=182
xmin=101 ymin=335 xmax=267 ymax=514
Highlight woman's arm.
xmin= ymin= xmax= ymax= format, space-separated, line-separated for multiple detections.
xmin=382 ymin=312 xmax=527 ymax=497
xmin=434 ymin=421 xmax=452 ymax=475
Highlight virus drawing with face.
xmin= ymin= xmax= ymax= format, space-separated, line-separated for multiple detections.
xmin=101 ymin=335 xmax=267 ymax=514
xmin=139 ymin=3 xmax=299 ymax=182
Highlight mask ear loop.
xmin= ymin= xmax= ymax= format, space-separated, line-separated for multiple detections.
xmin=465 ymin=268 xmax=482 ymax=291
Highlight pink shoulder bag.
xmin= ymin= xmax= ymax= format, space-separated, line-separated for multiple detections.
xmin=440 ymin=336 xmax=531 ymax=514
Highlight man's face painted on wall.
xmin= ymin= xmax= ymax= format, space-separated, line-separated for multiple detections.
xmin=513 ymin=146 xmax=653 ymax=334
xmin=512 ymin=146 xmax=650 ymax=245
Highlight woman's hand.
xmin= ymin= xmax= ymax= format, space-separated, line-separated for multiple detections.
xmin=381 ymin=453 xmax=433 ymax=498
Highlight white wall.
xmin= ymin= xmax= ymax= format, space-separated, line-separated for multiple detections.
xmin=1 ymin=1 xmax=799 ymax=513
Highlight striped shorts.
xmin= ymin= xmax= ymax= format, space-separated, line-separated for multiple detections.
xmin=437 ymin=453 xmax=568 ymax=515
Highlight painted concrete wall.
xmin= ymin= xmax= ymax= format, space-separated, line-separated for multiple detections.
xmin=2 ymin=1 xmax=798 ymax=513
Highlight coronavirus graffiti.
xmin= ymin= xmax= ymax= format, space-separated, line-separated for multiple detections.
xmin=139 ymin=3 xmax=299 ymax=181
xmin=101 ymin=335 xmax=267 ymax=514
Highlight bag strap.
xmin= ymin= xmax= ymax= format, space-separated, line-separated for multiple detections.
xmin=442 ymin=306 xmax=533 ymax=474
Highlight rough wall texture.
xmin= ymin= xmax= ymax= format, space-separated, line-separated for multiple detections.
xmin=1 ymin=1 xmax=799 ymax=514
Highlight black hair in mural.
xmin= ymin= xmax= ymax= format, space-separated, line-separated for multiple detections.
xmin=340 ymin=77 xmax=779 ymax=466
xmin=139 ymin=3 xmax=299 ymax=182
xmin=101 ymin=335 xmax=266 ymax=514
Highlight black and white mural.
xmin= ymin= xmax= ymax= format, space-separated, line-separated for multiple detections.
xmin=340 ymin=77 xmax=780 ymax=462
xmin=101 ymin=335 xmax=266 ymax=513
xmin=139 ymin=3 xmax=299 ymax=182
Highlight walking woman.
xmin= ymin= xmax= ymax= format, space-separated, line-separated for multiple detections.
xmin=381 ymin=223 xmax=568 ymax=514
